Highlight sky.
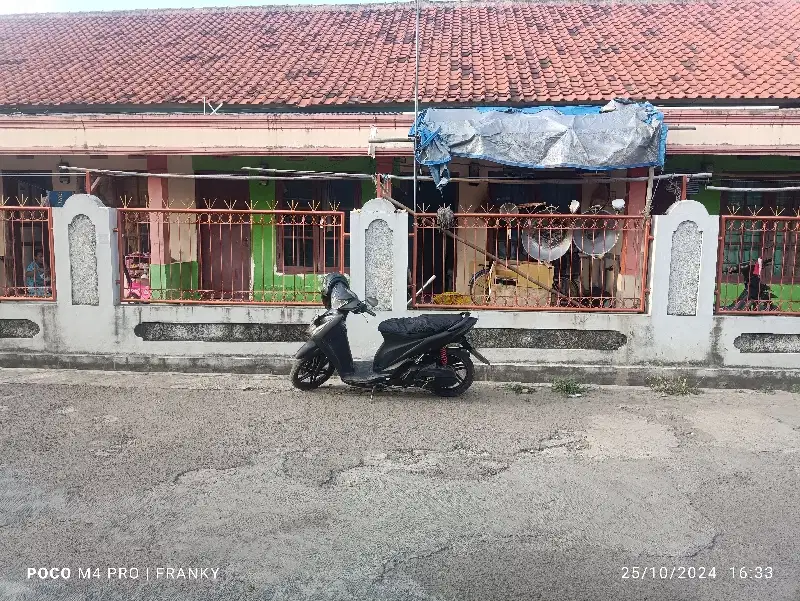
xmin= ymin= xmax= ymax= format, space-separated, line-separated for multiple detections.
xmin=0 ymin=0 xmax=398 ymax=13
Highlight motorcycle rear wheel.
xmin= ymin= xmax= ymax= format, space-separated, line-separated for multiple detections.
xmin=291 ymin=354 xmax=335 ymax=390
xmin=432 ymin=350 xmax=475 ymax=397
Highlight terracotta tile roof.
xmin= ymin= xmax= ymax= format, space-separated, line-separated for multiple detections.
xmin=0 ymin=0 xmax=798 ymax=109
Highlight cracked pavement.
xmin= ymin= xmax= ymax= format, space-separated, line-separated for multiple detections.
xmin=0 ymin=368 xmax=798 ymax=600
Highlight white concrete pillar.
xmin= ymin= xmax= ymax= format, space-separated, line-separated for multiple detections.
xmin=51 ymin=194 xmax=119 ymax=352
xmin=349 ymin=198 xmax=410 ymax=311
xmin=648 ymin=200 xmax=719 ymax=363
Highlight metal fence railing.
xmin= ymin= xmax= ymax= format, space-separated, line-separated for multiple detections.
xmin=410 ymin=212 xmax=650 ymax=312
xmin=117 ymin=208 xmax=345 ymax=304
xmin=716 ymin=215 xmax=800 ymax=315
xmin=0 ymin=205 xmax=55 ymax=301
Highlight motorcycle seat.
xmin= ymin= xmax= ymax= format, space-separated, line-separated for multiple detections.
xmin=378 ymin=314 xmax=465 ymax=340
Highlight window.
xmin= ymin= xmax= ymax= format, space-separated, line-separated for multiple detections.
xmin=276 ymin=180 xmax=360 ymax=273
xmin=92 ymin=175 xmax=148 ymax=208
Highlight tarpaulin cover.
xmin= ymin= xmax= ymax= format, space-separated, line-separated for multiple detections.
xmin=412 ymin=100 xmax=667 ymax=188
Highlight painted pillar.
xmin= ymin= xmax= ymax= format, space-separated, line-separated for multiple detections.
xmin=622 ymin=167 xmax=648 ymax=277
xmin=0 ymin=172 xmax=5 ymax=292
xmin=626 ymin=167 xmax=648 ymax=216
xmin=375 ymin=156 xmax=394 ymax=199
xmin=147 ymin=156 xmax=170 ymax=266
xmin=454 ymin=179 xmax=489 ymax=295
xmin=165 ymin=155 xmax=196 ymax=265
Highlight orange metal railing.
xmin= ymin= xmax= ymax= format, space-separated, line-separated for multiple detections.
xmin=716 ymin=214 xmax=800 ymax=315
xmin=410 ymin=211 xmax=650 ymax=312
xmin=0 ymin=205 xmax=56 ymax=301
xmin=117 ymin=207 xmax=345 ymax=305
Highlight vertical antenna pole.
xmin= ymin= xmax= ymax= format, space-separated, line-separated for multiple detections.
xmin=413 ymin=0 xmax=420 ymax=213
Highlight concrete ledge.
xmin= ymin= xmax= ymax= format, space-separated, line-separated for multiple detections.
xmin=0 ymin=351 xmax=296 ymax=375
xmin=474 ymin=363 xmax=800 ymax=391
xmin=1 ymin=352 xmax=798 ymax=391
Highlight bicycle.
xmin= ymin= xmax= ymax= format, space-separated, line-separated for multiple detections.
xmin=468 ymin=201 xmax=624 ymax=306
xmin=467 ymin=202 xmax=543 ymax=305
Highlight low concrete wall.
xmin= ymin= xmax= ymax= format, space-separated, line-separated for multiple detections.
xmin=1 ymin=196 xmax=799 ymax=384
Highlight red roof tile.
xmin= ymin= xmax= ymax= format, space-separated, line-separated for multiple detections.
xmin=0 ymin=0 xmax=799 ymax=109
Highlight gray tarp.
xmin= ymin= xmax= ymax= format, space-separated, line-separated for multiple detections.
xmin=413 ymin=100 xmax=667 ymax=187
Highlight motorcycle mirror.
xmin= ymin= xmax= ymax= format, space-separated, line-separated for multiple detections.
xmin=365 ymin=297 xmax=378 ymax=307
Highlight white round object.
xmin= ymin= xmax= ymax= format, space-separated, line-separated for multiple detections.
xmin=520 ymin=227 xmax=573 ymax=262
xmin=573 ymin=209 xmax=620 ymax=257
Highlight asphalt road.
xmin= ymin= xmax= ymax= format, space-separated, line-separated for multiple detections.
xmin=0 ymin=368 xmax=798 ymax=601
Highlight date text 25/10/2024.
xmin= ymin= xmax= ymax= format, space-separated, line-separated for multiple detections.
xmin=621 ymin=567 xmax=774 ymax=580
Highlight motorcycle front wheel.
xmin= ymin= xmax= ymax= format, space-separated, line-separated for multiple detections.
xmin=290 ymin=354 xmax=335 ymax=390
xmin=432 ymin=350 xmax=475 ymax=397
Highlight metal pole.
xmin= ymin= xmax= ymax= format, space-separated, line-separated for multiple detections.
xmin=383 ymin=172 xmax=713 ymax=185
xmin=60 ymin=166 xmax=368 ymax=182
xmin=408 ymin=275 xmax=436 ymax=306
xmin=708 ymin=184 xmax=800 ymax=192
xmin=643 ymin=167 xmax=655 ymax=218
xmin=242 ymin=167 xmax=373 ymax=180
xmin=413 ymin=0 xmax=420 ymax=214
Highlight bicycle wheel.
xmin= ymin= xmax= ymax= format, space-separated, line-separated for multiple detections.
xmin=469 ymin=268 xmax=491 ymax=305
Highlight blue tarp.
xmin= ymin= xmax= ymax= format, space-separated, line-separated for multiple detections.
xmin=411 ymin=100 xmax=668 ymax=188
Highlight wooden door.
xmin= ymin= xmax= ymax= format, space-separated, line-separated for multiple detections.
xmin=196 ymin=177 xmax=252 ymax=300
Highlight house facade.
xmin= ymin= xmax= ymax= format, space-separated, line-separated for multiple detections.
xmin=1 ymin=0 xmax=800 ymax=309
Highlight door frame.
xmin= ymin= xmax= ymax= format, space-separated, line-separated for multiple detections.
xmin=195 ymin=172 xmax=253 ymax=297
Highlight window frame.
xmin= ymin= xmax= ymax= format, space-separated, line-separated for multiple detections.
xmin=275 ymin=180 xmax=361 ymax=274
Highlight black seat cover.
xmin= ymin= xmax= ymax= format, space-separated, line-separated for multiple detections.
xmin=378 ymin=314 xmax=464 ymax=339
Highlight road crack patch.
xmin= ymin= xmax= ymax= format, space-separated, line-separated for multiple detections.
xmin=172 ymin=457 xmax=254 ymax=484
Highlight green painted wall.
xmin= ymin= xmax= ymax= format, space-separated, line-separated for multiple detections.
xmin=664 ymin=155 xmax=800 ymax=215
xmin=719 ymin=283 xmax=800 ymax=312
xmin=149 ymin=262 xmax=199 ymax=300
xmin=192 ymin=156 xmax=375 ymax=300
xmin=666 ymin=154 xmax=800 ymax=174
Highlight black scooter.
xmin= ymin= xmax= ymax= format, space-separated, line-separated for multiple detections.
xmin=291 ymin=274 xmax=490 ymax=397
xmin=724 ymin=257 xmax=779 ymax=312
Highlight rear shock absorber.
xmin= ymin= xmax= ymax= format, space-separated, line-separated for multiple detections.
xmin=439 ymin=347 xmax=448 ymax=366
